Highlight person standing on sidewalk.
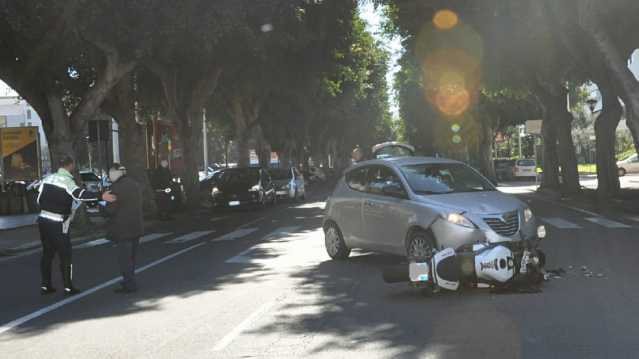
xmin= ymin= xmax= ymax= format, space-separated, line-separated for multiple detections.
xmin=103 ymin=164 xmax=144 ymax=294
xmin=37 ymin=156 xmax=116 ymax=296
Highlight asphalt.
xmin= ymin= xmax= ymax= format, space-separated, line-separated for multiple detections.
xmin=1 ymin=186 xmax=639 ymax=358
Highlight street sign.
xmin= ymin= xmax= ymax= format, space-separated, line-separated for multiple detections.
xmin=0 ymin=127 xmax=41 ymax=181
xmin=525 ymin=120 xmax=543 ymax=135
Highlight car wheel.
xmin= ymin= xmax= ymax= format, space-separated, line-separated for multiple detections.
xmin=618 ymin=167 xmax=627 ymax=177
xmin=324 ymin=222 xmax=350 ymax=260
xmin=406 ymin=229 xmax=436 ymax=261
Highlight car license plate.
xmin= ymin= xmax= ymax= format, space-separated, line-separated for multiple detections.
xmin=228 ymin=201 xmax=240 ymax=207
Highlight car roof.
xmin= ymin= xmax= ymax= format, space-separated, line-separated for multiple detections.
xmin=352 ymin=156 xmax=464 ymax=168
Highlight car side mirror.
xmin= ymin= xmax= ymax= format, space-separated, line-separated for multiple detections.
xmin=382 ymin=183 xmax=406 ymax=198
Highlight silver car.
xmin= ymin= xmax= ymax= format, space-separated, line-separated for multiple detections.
xmin=323 ymin=157 xmax=540 ymax=260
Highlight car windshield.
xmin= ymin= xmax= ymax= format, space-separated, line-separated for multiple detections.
xmin=270 ymin=169 xmax=291 ymax=180
xmin=217 ymin=168 xmax=259 ymax=185
xmin=80 ymin=173 xmax=99 ymax=182
xmin=400 ymin=163 xmax=495 ymax=195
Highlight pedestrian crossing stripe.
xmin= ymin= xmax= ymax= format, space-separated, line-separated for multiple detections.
xmin=211 ymin=227 xmax=258 ymax=242
xmin=140 ymin=232 xmax=172 ymax=244
xmin=166 ymin=230 xmax=216 ymax=244
xmin=540 ymin=217 xmax=582 ymax=229
xmin=585 ymin=217 xmax=631 ymax=229
xmin=75 ymin=238 xmax=111 ymax=249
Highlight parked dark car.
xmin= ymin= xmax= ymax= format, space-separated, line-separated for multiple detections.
xmin=208 ymin=167 xmax=276 ymax=210
xmin=494 ymin=159 xmax=515 ymax=181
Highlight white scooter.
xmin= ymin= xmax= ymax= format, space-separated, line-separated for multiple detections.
xmin=383 ymin=226 xmax=547 ymax=293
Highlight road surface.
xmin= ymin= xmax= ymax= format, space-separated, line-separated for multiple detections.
xmin=1 ymin=188 xmax=638 ymax=358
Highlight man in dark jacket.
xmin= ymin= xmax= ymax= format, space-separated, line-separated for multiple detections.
xmin=104 ymin=164 xmax=144 ymax=293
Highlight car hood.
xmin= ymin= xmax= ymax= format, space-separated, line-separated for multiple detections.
xmin=414 ymin=191 xmax=525 ymax=215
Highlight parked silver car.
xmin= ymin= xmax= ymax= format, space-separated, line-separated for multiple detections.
xmin=323 ymin=156 xmax=542 ymax=260
xmin=617 ymin=153 xmax=639 ymax=176
xmin=271 ymin=167 xmax=306 ymax=201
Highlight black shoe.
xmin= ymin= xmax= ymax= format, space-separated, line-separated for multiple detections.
xmin=114 ymin=287 xmax=137 ymax=294
xmin=63 ymin=287 xmax=82 ymax=296
xmin=40 ymin=286 xmax=56 ymax=295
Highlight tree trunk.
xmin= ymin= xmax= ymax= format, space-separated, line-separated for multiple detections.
xmin=540 ymin=115 xmax=560 ymax=191
xmin=577 ymin=3 xmax=639 ymax=156
xmin=555 ymin=105 xmax=581 ymax=195
xmin=45 ymin=93 xmax=74 ymax=167
xmin=174 ymin=109 xmax=201 ymax=209
xmin=594 ymin=79 xmax=622 ymax=206
xmin=539 ymin=85 xmax=580 ymax=194
xmin=105 ymin=76 xmax=157 ymax=216
xmin=478 ymin=119 xmax=496 ymax=182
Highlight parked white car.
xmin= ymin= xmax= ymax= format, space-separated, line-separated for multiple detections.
xmin=513 ymin=159 xmax=536 ymax=180
xmin=617 ymin=154 xmax=639 ymax=176
xmin=271 ymin=167 xmax=306 ymax=201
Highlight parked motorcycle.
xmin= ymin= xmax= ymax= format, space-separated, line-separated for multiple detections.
xmin=383 ymin=226 xmax=547 ymax=293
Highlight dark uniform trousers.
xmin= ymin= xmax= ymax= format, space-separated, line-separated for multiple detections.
xmin=38 ymin=217 xmax=73 ymax=288
xmin=117 ymin=238 xmax=140 ymax=290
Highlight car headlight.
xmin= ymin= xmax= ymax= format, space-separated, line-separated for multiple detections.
xmin=164 ymin=187 xmax=172 ymax=194
xmin=446 ymin=213 xmax=475 ymax=228
xmin=211 ymin=187 xmax=220 ymax=196
xmin=524 ymin=208 xmax=533 ymax=222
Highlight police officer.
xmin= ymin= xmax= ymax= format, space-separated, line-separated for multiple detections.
xmin=37 ymin=156 xmax=116 ymax=296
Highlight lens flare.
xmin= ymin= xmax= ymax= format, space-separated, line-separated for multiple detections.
xmin=433 ymin=9 xmax=459 ymax=30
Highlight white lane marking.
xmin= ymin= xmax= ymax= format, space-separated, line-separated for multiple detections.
xmin=211 ymin=228 xmax=258 ymax=242
xmin=540 ymin=217 xmax=582 ymax=229
xmin=212 ymin=300 xmax=277 ymax=352
xmin=140 ymin=232 xmax=172 ymax=244
xmin=0 ymin=241 xmax=206 ymax=336
xmin=75 ymin=238 xmax=110 ymax=249
xmin=531 ymin=197 xmax=600 ymax=217
xmin=226 ymin=226 xmax=301 ymax=263
xmin=294 ymin=201 xmax=325 ymax=209
xmin=238 ymin=217 xmax=265 ymax=229
xmin=166 ymin=230 xmax=216 ymax=244
xmin=585 ymin=217 xmax=632 ymax=229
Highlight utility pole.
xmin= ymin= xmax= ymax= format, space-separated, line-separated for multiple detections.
xmin=202 ymin=108 xmax=208 ymax=171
